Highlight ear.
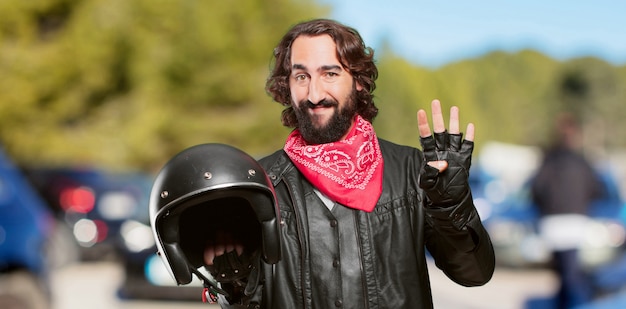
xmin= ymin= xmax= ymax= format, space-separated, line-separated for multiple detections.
xmin=355 ymin=80 xmax=364 ymax=92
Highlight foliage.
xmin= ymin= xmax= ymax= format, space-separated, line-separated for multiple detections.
xmin=1 ymin=0 xmax=624 ymax=172
xmin=0 ymin=0 xmax=324 ymax=171
xmin=373 ymin=49 xmax=626 ymax=156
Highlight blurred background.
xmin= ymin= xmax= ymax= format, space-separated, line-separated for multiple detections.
xmin=1 ymin=0 xmax=625 ymax=308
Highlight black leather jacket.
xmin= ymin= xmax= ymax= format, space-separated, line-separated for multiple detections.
xmin=221 ymin=139 xmax=495 ymax=308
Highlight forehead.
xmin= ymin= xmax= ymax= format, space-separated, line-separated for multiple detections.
xmin=290 ymin=35 xmax=341 ymax=68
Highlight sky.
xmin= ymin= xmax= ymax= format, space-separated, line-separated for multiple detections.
xmin=319 ymin=0 xmax=626 ymax=68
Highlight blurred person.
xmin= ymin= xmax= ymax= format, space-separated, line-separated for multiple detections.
xmin=202 ymin=19 xmax=495 ymax=308
xmin=531 ymin=112 xmax=605 ymax=309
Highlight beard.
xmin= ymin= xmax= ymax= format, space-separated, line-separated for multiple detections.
xmin=293 ymin=91 xmax=358 ymax=145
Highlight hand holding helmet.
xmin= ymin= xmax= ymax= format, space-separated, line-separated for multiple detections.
xmin=149 ymin=143 xmax=282 ymax=301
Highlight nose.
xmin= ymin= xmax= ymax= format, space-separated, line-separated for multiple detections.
xmin=307 ymin=77 xmax=326 ymax=104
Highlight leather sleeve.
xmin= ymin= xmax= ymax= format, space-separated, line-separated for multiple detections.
xmin=423 ymin=190 xmax=495 ymax=286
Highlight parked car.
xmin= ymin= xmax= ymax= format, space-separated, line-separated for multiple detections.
xmin=23 ymin=167 xmax=152 ymax=261
xmin=115 ymin=173 xmax=205 ymax=301
xmin=117 ymin=220 xmax=206 ymax=301
xmin=473 ymin=142 xmax=626 ymax=269
xmin=0 ymin=146 xmax=53 ymax=309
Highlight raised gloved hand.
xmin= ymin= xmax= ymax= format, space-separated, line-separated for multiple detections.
xmin=417 ymin=100 xmax=474 ymax=207
xmin=419 ymin=131 xmax=473 ymax=206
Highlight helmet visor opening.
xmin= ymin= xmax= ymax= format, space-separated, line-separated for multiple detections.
xmin=178 ymin=196 xmax=262 ymax=268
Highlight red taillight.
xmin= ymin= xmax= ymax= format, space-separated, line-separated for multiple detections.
xmin=73 ymin=218 xmax=109 ymax=246
xmin=93 ymin=219 xmax=108 ymax=242
xmin=60 ymin=186 xmax=95 ymax=213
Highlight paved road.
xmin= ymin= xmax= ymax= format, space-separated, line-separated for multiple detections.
xmin=50 ymin=261 xmax=216 ymax=309
xmin=430 ymin=264 xmax=557 ymax=309
xmin=50 ymin=261 xmax=557 ymax=309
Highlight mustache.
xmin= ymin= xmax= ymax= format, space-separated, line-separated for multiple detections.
xmin=302 ymin=99 xmax=338 ymax=109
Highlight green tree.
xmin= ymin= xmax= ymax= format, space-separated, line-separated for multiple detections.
xmin=1 ymin=1 xmax=624 ymax=172
xmin=0 ymin=0 xmax=325 ymax=171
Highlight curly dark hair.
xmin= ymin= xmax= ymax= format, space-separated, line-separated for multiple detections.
xmin=265 ymin=19 xmax=379 ymax=128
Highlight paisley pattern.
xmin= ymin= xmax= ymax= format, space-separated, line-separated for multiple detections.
xmin=284 ymin=116 xmax=383 ymax=212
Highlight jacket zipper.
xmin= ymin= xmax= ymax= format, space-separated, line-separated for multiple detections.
xmin=354 ymin=211 xmax=370 ymax=309
xmin=282 ymin=173 xmax=309 ymax=309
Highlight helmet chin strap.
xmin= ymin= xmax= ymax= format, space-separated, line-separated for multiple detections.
xmin=190 ymin=267 xmax=229 ymax=303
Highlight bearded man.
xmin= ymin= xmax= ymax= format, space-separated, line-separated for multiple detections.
xmin=204 ymin=18 xmax=495 ymax=308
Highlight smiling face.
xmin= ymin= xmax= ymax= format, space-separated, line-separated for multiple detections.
xmin=289 ymin=35 xmax=363 ymax=144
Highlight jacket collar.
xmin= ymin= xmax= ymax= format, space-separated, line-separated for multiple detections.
xmin=261 ymin=149 xmax=294 ymax=187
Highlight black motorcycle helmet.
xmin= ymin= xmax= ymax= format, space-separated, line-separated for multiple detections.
xmin=149 ymin=143 xmax=281 ymax=286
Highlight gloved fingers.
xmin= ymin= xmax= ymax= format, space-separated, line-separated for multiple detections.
xmin=420 ymin=134 xmax=474 ymax=207
xmin=460 ymin=139 xmax=474 ymax=167
xmin=460 ymin=139 xmax=474 ymax=154
xmin=419 ymin=135 xmax=439 ymax=161
xmin=422 ymin=131 xmax=465 ymax=153
xmin=204 ymin=230 xmax=230 ymax=266
xmin=434 ymin=131 xmax=448 ymax=150
xmin=416 ymin=101 xmax=475 ymax=207
xmin=207 ymin=250 xmax=255 ymax=283
xmin=449 ymin=133 xmax=463 ymax=151
xmin=219 ymin=231 xmax=245 ymax=256
xmin=226 ymin=249 xmax=252 ymax=271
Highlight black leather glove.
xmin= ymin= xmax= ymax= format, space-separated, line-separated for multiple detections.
xmin=204 ymin=250 xmax=261 ymax=305
xmin=205 ymin=250 xmax=257 ymax=285
xmin=419 ymin=131 xmax=473 ymax=206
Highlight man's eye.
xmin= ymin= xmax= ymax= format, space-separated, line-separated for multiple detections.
xmin=294 ymin=74 xmax=307 ymax=81
xmin=324 ymin=72 xmax=339 ymax=80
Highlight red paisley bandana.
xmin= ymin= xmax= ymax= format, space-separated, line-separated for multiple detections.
xmin=284 ymin=116 xmax=384 ymax=212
